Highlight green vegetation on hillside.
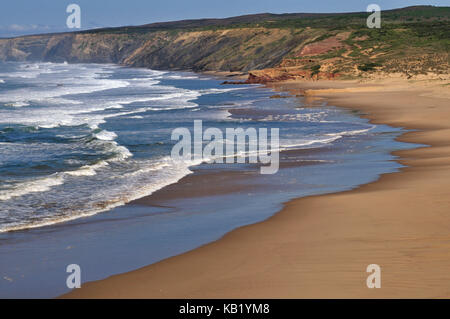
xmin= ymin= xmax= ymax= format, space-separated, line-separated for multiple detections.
xmin=0 ymin=6 xmax=448 ymax=77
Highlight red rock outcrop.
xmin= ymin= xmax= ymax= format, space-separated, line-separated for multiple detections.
xmin=222 ymin=68 xmax=340 ymax=85
xmin=295 ymin=32 xmax=350 ymax=57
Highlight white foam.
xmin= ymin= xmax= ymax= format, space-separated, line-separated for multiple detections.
xmin=4 ymin=101 xmax=30 ymax=107
xmin=144 ymin=70 xmax=168 ymax=77
xmin=0 ymin=157 xmax=197 ymax=233
xmin=164 ymin=75 xmax=199 ymax=80
xmin=0 ymin=62 xmax=65 ymax=79
xmin=109 ymin=143 xmax=133 ymax=161
xmin=65 ymin=161 xmax=109 ymax=177
xmin=0 ymin=63 xmax=203 ymax=130
xmin=280 ymin=135 xmax=343 ymax=150
xmin=94 ymin=130 xmax=118 ymax=141
xmin=259 ymin=112 xmax=328 ymax=122
xmin=0 ymin=63 xmax=130 ymax=107
xmin=0 ymin=64 xmax=285 ymax=233
xmin=325 ymin=125 xmax=375 ymax=137
xmin=0 ymin=174 xmax=64 ymax=201
xmin=200 ymin=87 xmax=247 ymax=94
xmin=128 ymin=78 xmax=161 ymax=87
xmin=277 ymin=125 xmax=374 ymax=151
xmin=0 ymin=78 xmax=130 ymax=106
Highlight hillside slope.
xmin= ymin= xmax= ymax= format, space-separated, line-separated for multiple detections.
xmin=0 ymin=6 xmax=448 ymax=79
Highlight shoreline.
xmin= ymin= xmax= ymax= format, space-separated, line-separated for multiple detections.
xmin=64 ymin=76 xmax=450 ymax=298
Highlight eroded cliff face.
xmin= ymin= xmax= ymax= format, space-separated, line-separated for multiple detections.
xmin=0 ymin=33 xmax=147 ymax=64
xmin=0 ymin=8 xmax=448 ymax=81
xmin=0 ymin=28 xmax=315 ymax=72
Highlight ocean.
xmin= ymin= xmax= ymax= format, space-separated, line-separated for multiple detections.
xmin=0 ymin=62 xmax=414 ymax=297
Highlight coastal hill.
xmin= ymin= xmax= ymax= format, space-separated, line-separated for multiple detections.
xmin=0 ymin=5 xmax=448 ymax=81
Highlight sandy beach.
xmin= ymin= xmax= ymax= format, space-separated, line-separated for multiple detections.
xmin=64 ymin=76 xmax=450 ymax=299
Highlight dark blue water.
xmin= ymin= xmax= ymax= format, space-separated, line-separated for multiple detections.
xmin=0 ymin=62 xmax=415 ymax=297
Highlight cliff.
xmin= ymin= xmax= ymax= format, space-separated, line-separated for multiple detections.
xmin=0 ymin=6 xmax=448 ymax=80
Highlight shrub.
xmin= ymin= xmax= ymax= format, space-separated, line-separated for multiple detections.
xmin=357 ymin=62 xmax=381 ymax=72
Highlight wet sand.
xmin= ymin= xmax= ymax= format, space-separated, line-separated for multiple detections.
xmin=64 ymin=77 xmax=450 ymax=298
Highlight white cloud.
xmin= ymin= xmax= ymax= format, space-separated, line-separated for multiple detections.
xmin=6 ymin=24 xmax=50 ymax=31
xmin=9 ymin=24 xmax=27 ymax=31
xmin=0 ymin=24 xmax=57 ymax=37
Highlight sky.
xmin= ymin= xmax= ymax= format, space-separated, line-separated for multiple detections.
xmin=0 ymin=0 xmax=448 ymax=37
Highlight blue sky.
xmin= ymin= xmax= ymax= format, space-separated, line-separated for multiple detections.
xmin=0 ymin=0 xmax=448 ymax=37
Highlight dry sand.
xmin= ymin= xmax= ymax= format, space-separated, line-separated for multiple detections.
xmin=64 ymin=77 xmax=450 ymax=298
